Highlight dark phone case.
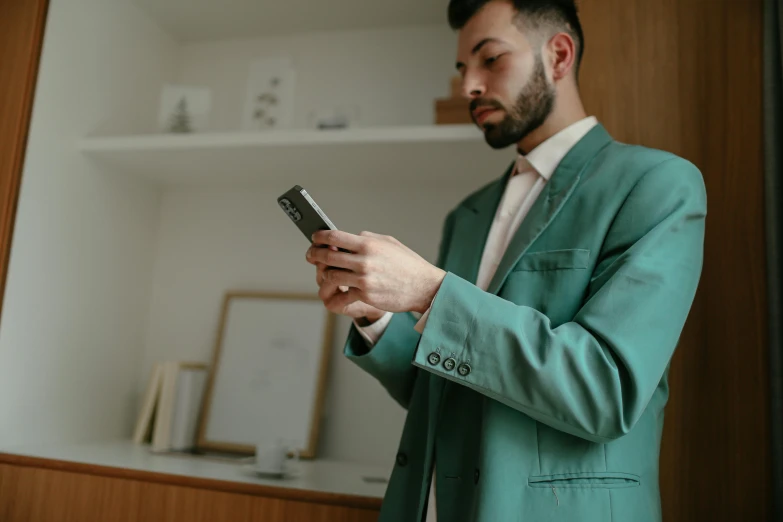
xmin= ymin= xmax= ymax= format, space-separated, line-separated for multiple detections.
xmin=277 ymin=185 xmax=338 ymax=243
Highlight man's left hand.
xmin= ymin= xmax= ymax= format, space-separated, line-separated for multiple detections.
xmin=306 ymin=230 xmax=446 ymax=315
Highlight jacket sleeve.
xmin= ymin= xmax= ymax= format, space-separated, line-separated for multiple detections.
xmin=412 ymin=159 xmax=707 ymax=442
xmin=343 ymin=211 xmax=457 ymax=410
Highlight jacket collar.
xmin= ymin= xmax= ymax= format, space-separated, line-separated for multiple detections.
xmin=453 ymin=123 xmax=614 ymax=292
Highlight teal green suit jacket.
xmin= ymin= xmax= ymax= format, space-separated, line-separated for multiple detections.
xmin=344 ymin=124 xmax=706 ymax=522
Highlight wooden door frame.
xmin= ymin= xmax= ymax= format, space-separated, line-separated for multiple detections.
xmin=0 ymin=0 xmax=50 ymax=319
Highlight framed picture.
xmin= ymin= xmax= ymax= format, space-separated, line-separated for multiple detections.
xmin=240 ymin=57 xmax=296 ymax=131
xmin=158 ymin=84 xmax=212 ymax=133
xmin=196 ymin=292 xmax=334 ymax=459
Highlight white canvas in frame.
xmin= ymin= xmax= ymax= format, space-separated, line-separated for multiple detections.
xmin=241 ymin=57 xmax=296 ymax=131
xmin=198 ymin=292 xmax=333 ymax=458
xmin=158 ymin=83 xmax=212 ymax=133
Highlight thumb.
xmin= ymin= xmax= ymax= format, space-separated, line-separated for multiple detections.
xmin=326 ymin=286 xmax=362 ymax=312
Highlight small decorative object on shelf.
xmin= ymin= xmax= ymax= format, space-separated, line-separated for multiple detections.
xmin=307 ymin=105 xmax=361 ymax=130
xmin=253 ymin=89 xmax=279 ymax=128
xmin=158 ymin=84 xmax=212 ymax=133
xmin=169 ymin=98 xmax=192 ymax=133
xmin=434 ymin=75 xmax=472 ymax=125
xmin=242 ymin=57 xmax=296 ymax=131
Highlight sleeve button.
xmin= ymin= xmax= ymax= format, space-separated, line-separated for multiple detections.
xmin=457 ymin=363 xmax=472 ymax=376
xmin=396 ymin=452 xmax=408 ymax=467
xmin=443 ymin=357 xmax=457 ymax=371
xmin=427 ymin=352 xmax=441 ymax=365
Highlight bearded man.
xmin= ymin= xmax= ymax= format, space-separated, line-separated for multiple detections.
xmin=306 ymin=1 xmax=707 ymax=520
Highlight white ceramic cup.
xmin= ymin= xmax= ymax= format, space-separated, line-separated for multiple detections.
xmin=254 ymin=438 xmax=300 ymax=476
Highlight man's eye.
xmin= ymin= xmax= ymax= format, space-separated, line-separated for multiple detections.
xmin=484 ymin=55 xmax=500 ymax=67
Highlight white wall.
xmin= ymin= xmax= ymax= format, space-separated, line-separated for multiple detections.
xmin=137 ymin=26 xmax=480 ymax=466
xmin=0 ymin=0 xmax=179 ymax=446
xmin=176 ymin=25 xmax=459 ymax=131
xmin=141 ymin=185 xmax=471 ymax=465
xmin=0 ymin=8 xmax=494 ymax=466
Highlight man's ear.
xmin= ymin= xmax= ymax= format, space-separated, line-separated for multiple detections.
xmin=549 ymin=32 xmax=576 ymax=81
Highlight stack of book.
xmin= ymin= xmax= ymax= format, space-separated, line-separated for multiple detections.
xmin=133 ymin=361 xmax=209 ymax=453
xmin=434 ymin=75 xmax=472 ymax=125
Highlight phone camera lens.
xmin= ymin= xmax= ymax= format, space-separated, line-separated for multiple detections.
xmin=279 ymin=198 xmax=301 ymax=222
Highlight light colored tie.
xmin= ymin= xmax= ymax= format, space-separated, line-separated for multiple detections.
xmin=514 ymin=154 xmax=533 ymax=176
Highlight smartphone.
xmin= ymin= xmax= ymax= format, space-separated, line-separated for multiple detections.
xmin=277 ymin=185 xmax=338 ymax=244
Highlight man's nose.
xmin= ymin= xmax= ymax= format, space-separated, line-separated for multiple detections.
xmin=461 ymin=73 xmax=485 ymax=100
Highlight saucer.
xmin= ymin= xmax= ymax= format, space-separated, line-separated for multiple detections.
xmin=242 ymin=463 xmax=286 ymax=479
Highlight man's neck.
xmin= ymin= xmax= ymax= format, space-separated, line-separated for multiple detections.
xmin=516 ymin=96 xmax=589 ymax=155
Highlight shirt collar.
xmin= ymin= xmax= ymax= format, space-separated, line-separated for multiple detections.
xmin=514 ymin=116 xmax=599 ymax=180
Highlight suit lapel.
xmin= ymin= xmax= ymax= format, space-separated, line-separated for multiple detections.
xmin=426 ymin=124 xmax=614 ymax=447
xmin=485 ymin=124 xmax=614 ymax=295
xmin=446 ymin=163 xmax=515 ymax=285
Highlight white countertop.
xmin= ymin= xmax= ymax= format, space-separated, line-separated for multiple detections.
xmin=0 ymin=439 xmax=390 ymax=501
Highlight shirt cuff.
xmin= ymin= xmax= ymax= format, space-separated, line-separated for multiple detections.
xmin=354 ymin=311 xmax=394 ymax=347
xmin=413 ymin=307 xmax=432 ymax=334
xmin=414 ymin=275 xmax=446 ymax=334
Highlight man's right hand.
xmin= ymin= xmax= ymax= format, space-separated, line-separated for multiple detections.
xmin=311 ymin=246 xmax=386 ymax=323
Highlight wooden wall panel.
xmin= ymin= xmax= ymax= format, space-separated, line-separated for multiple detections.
xmin=578 ymin=0 xmax=641 ymax=144
xmin=0 ymin=464 xmax=380 ymax=522
xmin=0 ymin=0 xmax=48 ymax=321
xmin=579 ymin=0 xmax=769 ymax=520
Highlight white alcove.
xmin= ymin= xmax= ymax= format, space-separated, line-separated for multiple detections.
xmin=0 ymin=0 xmax=513 ymax=472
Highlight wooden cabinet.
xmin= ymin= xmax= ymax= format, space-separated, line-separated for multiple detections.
xmin=0 ymin=443 xmax=384 ymax=522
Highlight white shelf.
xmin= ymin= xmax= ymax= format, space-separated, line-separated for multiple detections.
xmin=80 ymin=125 xmax=513 ymax=188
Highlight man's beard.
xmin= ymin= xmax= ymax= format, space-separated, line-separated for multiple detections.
xmin=471 ymin=55 xmax=555 ymax=150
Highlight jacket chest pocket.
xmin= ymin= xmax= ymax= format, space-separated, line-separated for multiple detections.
xmin=528 ymin=471 xmax=641 ymax=489
xmin=512 ymin=248 xmax=590 ymax=272
xmin=501 ymin=249 xmax=591 ymax=327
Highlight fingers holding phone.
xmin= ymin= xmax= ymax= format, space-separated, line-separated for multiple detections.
xmin=313 ymin=247 xmax=383 ymax=320
xmin=314 ymin=246 xmax=349 ymax=292
xmin=316 ymin=271 xmax=383 ymax=320
xmin=277 ymin=185 xmax=381 ymax=320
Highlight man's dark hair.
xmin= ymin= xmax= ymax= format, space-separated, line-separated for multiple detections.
xmin=448 ymin=0 xmax=585 ymax=75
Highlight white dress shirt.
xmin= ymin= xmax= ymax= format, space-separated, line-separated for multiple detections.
xmin=354 ymin=116 xmax=598 ymax=522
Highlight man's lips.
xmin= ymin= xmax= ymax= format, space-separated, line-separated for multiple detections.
xmin=473 ymin=107 xmax=499 ymax=124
